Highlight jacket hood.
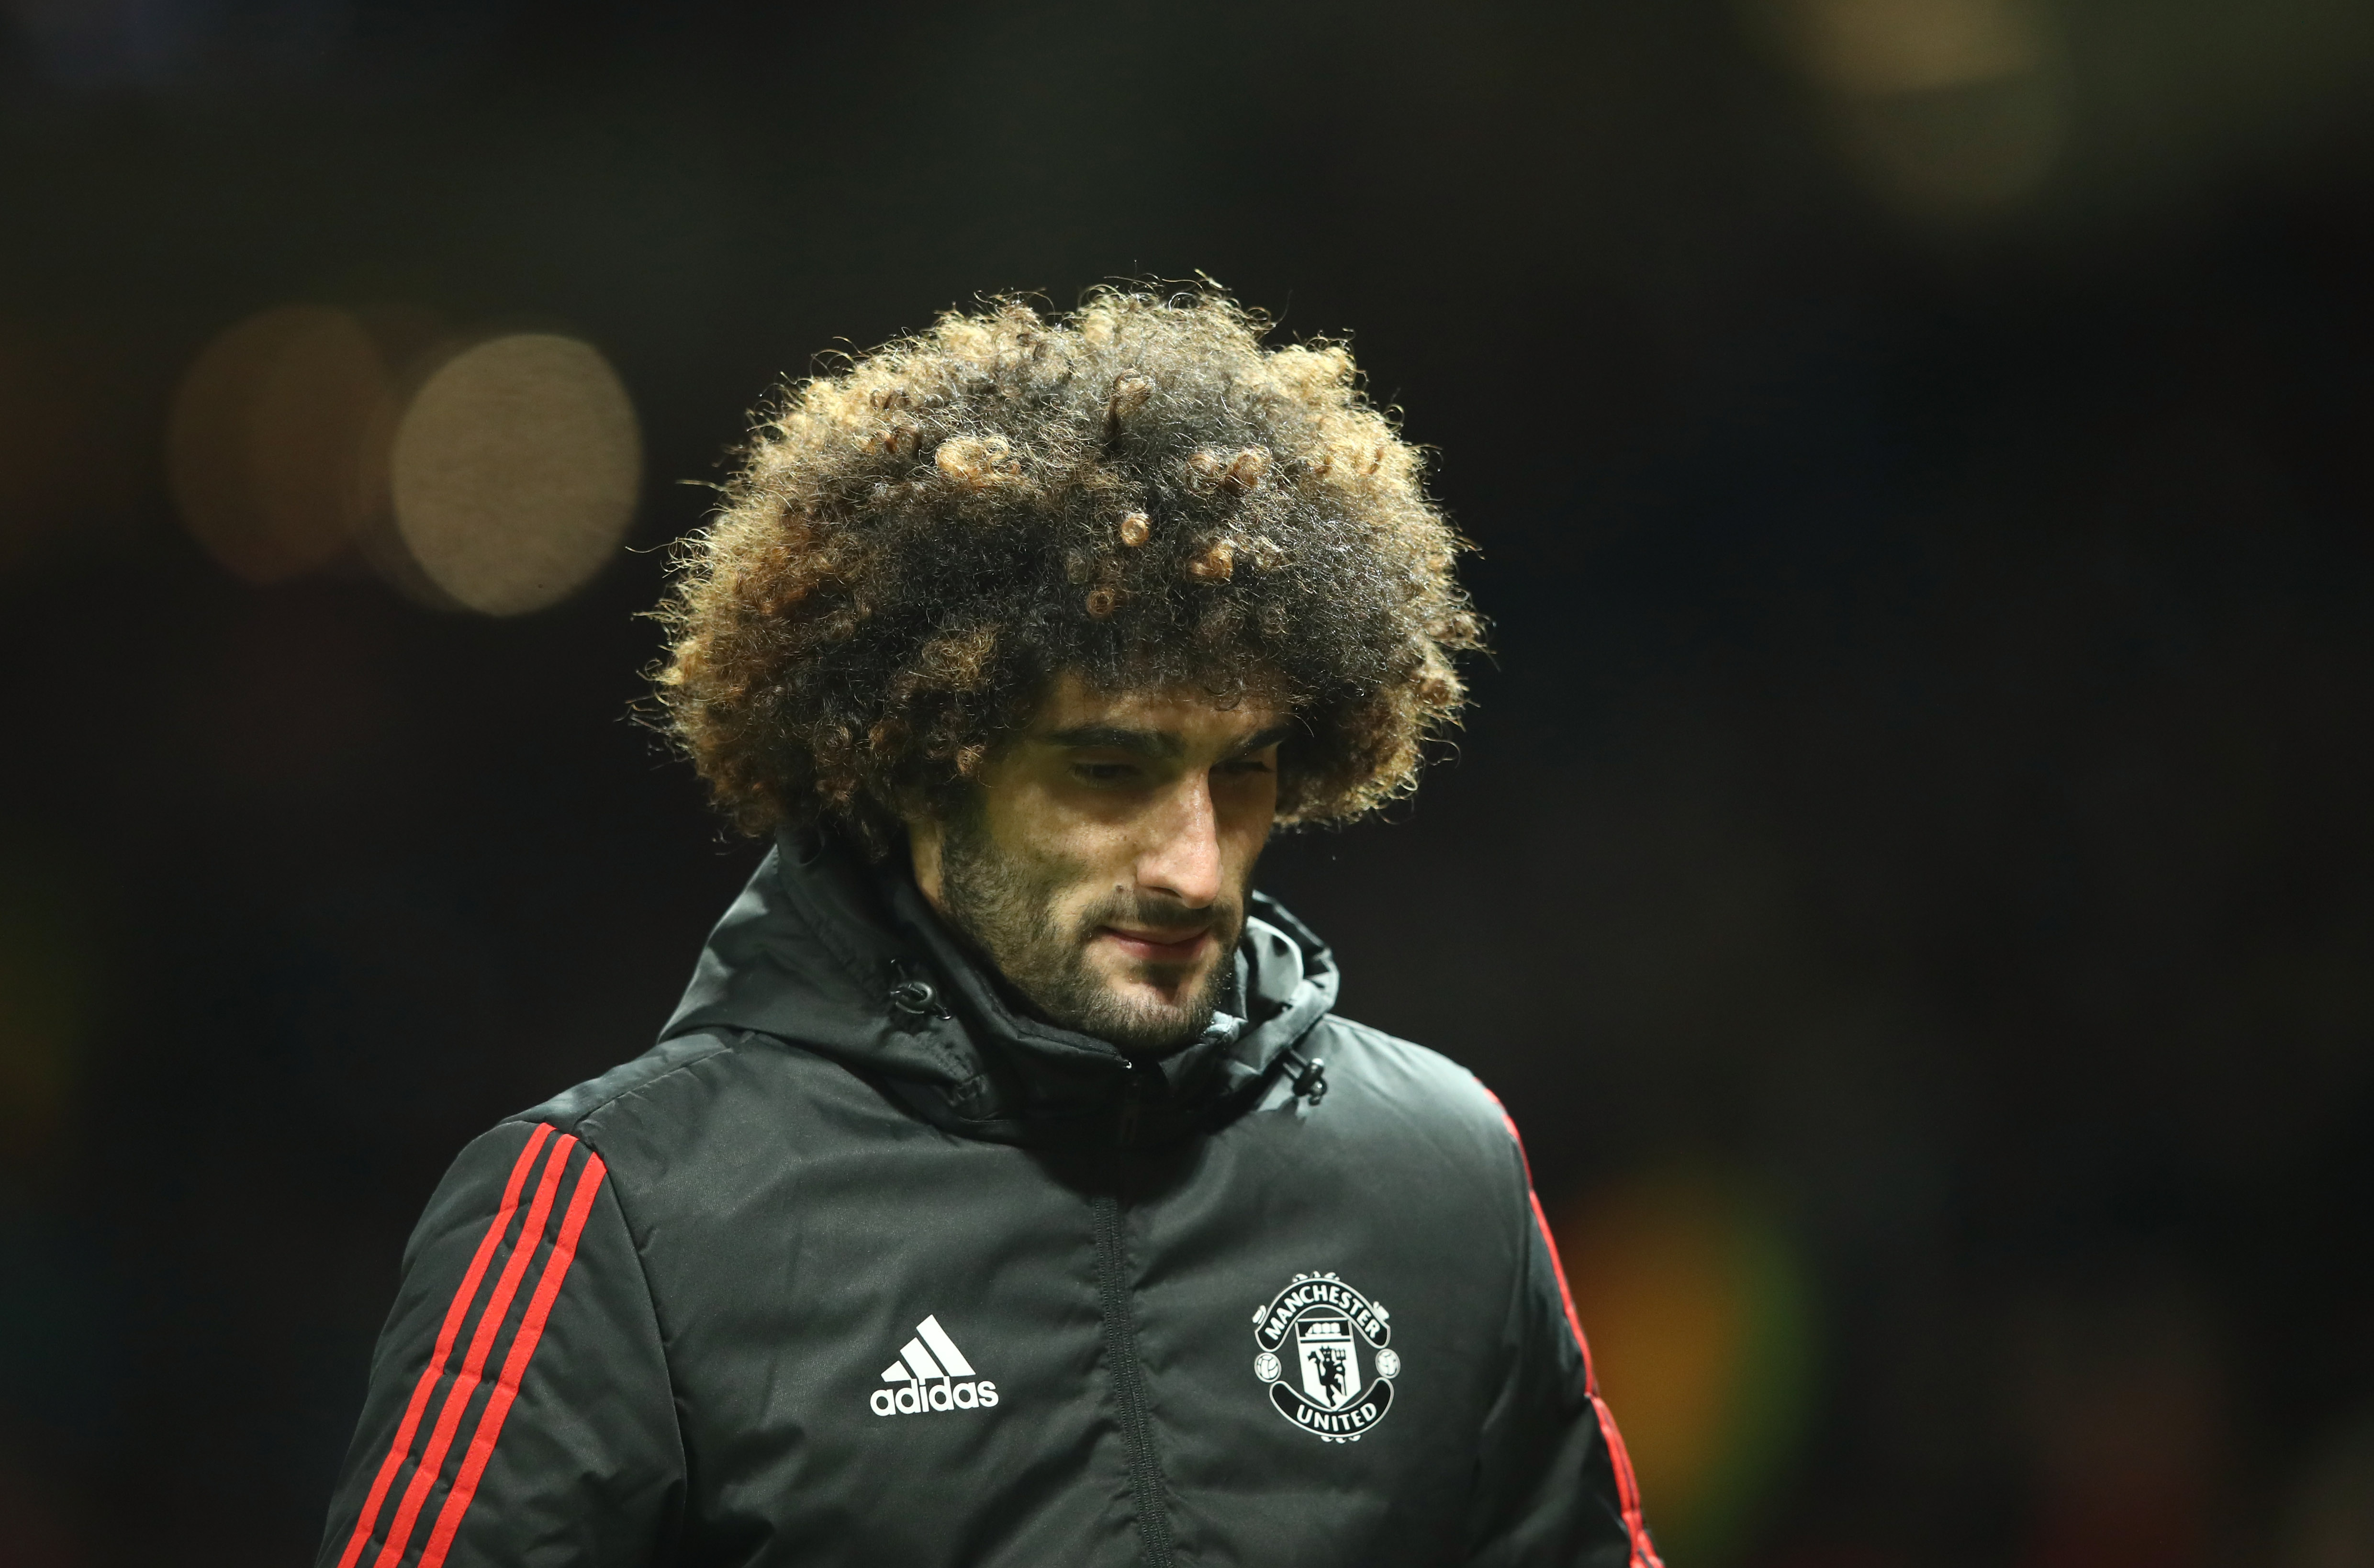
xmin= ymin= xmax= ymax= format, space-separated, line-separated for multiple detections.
xmin=658 ymin=827 xmax=1341 ymax=1144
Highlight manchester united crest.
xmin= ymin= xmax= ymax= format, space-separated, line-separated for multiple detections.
xmin=1251 ymin=1272 xmax=1401 ymax=1442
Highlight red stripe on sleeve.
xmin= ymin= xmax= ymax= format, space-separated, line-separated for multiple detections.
xmin=1484 ymin=1086 xmax=1666 ymax=1568
xmin=371 ymin=1131 xmax=577 ymax=1568
xmin=1594 ymin=1392 xmax=1661 ymax=1568
xmin=336 ymin=1124 xmax=554 ymax=1568
xmin=1528 ymin=1187 xmax=1598 ymax=1382
xmin=415 ymin=1152 xmax=608 ymax=1568
xmin=1532 ymin=1188 xmax=1664 ymax=1568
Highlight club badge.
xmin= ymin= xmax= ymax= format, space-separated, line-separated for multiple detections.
xmin=1251 ymin=1272 xmax=1401 ymax=1442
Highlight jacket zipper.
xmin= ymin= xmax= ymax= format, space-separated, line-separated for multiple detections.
xmin=1093 ymin=1062 xmax=1175 ymax=1566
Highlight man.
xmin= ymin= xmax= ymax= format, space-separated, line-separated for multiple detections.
xmin=319 ymin=289 xmax=1660 ymax=1567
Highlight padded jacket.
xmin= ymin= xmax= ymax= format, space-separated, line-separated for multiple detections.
xmin=316 ymin=828 xmax=1662 ymax=1568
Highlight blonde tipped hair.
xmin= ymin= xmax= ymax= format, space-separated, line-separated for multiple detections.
xmin=653 ymin=285 xmax=1481 ymax=853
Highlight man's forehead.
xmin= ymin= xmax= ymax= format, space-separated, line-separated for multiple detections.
xmin=1030 ymin=671 xmax=1285 ymax=741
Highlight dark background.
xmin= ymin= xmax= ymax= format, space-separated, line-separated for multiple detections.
xmin=3 ymin=1 xmax=2372 ymax=1564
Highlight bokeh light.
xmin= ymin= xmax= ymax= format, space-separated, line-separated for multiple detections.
xmin=1781 ymin=0 xmax=2044 ymax=95
xmin=165 ymin=313 xmax=642 ymax=615
xmin=1757 ymin=0 xmax=2066 ymax=217
xmin=385 ymin=333 xmax=642 ymax=616
xmin=166 ymin=305 xmax=396 ymax=585
xmin=1556 ymin=1168 xmax=1819 ymax=1567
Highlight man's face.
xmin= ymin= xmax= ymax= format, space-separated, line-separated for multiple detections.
xmin=908 ymin=672 xmax=1288 ymax=1053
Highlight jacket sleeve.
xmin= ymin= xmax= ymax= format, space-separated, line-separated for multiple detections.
xmin=1465 ymin=1104 xmax=1662 ymax=1568
xmin=318 ymin=1120 xmax=683 ymax=1568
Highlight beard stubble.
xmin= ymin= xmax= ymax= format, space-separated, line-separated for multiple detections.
xmin=935 ymin=806 xmax=1243 ymax=1054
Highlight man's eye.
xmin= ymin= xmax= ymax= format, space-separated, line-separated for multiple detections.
xmin=1072 ymin=761 xmax=1139 ymax=783
xmin=1220 ymin=756 xmax=1275 ymax=776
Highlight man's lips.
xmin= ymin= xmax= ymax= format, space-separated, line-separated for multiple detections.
xmin=1097 ymin=926 xmax=1214 ymax=963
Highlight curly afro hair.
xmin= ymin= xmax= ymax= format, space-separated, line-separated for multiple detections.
xmin=652 ymin=285 xmax=1482 ymax=856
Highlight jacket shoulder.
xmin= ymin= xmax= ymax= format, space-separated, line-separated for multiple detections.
xmin=1299 ymin=1015 xmax=1527 ymax=1175
xmin=495 ymin=1028 xmax=911 ymax=1210
xmin=508 ymin=1029 xmax=744 ymax=1137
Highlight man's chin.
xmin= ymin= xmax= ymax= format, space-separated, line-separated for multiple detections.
xmin=1054 ymin=967 xmax=1225 ymax=1053
xmin=1099 ymin=962 xmax=1218 ymax=1015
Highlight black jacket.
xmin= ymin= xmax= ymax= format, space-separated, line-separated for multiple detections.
xmin=319 ymin=830 xmax=1660 ymax=1567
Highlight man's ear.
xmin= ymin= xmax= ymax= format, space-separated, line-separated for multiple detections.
xmin=904 ymin=811 xmax=948 ymax=911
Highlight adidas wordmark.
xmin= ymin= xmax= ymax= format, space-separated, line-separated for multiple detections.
xmin=870 ymin=1315 xmax=999 ymax=1416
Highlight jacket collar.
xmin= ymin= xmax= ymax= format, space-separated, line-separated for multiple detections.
xmin=659 ymin=826 xmax=1340 ymax=1144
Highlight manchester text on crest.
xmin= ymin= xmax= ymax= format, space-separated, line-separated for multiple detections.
xmin=1251 ymin=1272 xmax=1402 ymax=1443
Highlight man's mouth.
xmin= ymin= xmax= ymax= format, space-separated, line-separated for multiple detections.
xmin=1097 ymin=926 xmax=1213 ymax=964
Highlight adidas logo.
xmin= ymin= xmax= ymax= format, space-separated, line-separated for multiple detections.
xmin=868 ymin=1315 xmax=999 ymax=1417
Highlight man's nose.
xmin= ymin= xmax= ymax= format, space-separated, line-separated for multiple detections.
xmin=1137 ymin=772 xmax=1224 ymax=910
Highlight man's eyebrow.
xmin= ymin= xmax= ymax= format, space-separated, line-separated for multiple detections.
xmin=1035 ymin=721 xmax=1293 ymax=759
xmin=1040 ymin=724 xmax=1181 ymax=759
xmin=1232 ymin=723 xmax=1295 ymax=757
